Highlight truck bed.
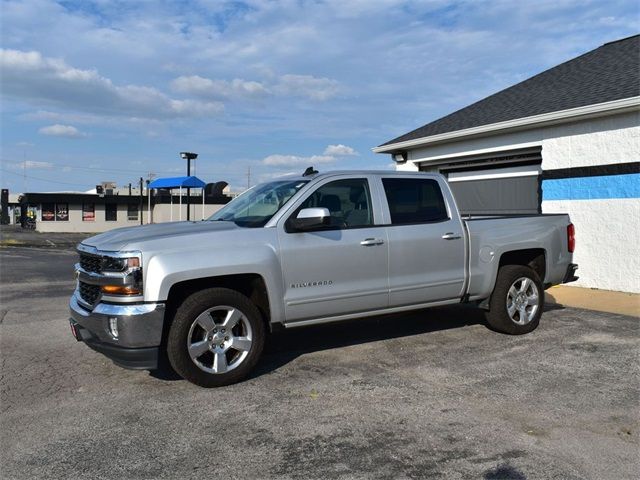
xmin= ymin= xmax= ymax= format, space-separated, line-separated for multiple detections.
xmin=463 ymin=213 xmax=573 ymax=301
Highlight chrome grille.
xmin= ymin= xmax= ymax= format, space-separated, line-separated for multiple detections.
xmin=79 ymin=281 xmax=100 ymax=306
xmin=79 ymin=253 xmax=102 ymax=273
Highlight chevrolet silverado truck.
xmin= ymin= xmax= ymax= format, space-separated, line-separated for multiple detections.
xmin=70 ymin=169 xmax=578 ymax=387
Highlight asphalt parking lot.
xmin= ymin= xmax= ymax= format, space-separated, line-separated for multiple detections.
xmin=1 ymin=245 xmax=638 ymax=479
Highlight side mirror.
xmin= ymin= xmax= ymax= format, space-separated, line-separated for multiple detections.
xmin=289 ymin=207 xmax=330 ymax=231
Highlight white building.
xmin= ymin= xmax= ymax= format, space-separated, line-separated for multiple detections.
xmin=17 ymin=179 xmax=231 ymax=233
xmin=374 ymin=35 xmax=639 ymax=293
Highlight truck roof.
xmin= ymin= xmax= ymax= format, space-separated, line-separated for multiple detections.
xmin=278 ymin=169 xmax=440 ymax=182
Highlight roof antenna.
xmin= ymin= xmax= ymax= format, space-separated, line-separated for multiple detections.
xmin=303 ymin=166 xmax=318 ymax=177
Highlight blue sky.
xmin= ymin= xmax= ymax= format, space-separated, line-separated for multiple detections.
xmin=1 ymin=0 xmax=638 ymax=193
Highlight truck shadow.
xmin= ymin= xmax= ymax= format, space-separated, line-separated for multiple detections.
xmin=251 ymin=304 xmax=487 ymax=379
xmin=253 ymin=301 xmax=565 ymax=379
xmin=151 ymin=301 xmax=564 ymax=382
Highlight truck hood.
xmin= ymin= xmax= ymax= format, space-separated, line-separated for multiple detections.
xmin=81 ymin=221 xmax=239 ymax=252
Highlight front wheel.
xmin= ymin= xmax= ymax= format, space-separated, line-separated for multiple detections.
xmin=167 ymin=288 xmax=265 ymax=387
xmin=485 ymin=265 xmax=544 ymax=335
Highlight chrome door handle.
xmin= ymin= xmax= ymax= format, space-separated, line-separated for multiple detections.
xmin=360 ymin=238 xmax=384 ymax=246
xmin=442 ymin=232 xmax=462 ymax=240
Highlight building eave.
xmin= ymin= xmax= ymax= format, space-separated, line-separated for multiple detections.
xmin=373 ymin=96 xmax=640 ymax=154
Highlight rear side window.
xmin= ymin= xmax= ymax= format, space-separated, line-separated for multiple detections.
xmin=382 ymin=178 xmax=448 ymax=225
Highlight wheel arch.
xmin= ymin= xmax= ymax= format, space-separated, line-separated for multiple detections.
xmin=164 ymin=274 xmax=272 ymax=333
xmin=498 ymin=248 xmax=546 ymax=282
xmin=478 ymin=248 xmax=546 ymax=310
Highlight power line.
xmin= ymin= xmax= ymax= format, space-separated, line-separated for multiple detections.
xmin=0 ymin=167 xmax=95 ymax=188
xmin=1 ymin=159 xmax=242 ymax=192
xmin=0 ymin=160 xmax=233 ymax=178
xmin=0 ymin=160 xmax=179 ymax=176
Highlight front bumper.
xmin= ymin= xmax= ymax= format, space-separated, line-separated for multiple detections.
xmin=69 ymin=293 xmax=165 ymax=370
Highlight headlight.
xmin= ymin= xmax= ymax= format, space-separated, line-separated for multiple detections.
xmin=101 ymin=256 xmax=140 ymax=272
xmin=100 ymin=252 xmax=143 ymax=296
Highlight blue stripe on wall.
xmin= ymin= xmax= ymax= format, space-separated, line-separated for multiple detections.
xmin=542 ymin=173 xmax=640 ymax=200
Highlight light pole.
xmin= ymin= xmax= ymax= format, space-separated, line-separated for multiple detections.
xmin=180 ymin=152 xmax=198 ymax=221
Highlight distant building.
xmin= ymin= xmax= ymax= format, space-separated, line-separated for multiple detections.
xmin=16 ymin=180 xmax=231 ymax=233
xmin=375 ymin=35 xmax=640 ymax=293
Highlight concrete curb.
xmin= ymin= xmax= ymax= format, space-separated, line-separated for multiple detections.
xmin=546 ymin=285 xmax=640 ymax=317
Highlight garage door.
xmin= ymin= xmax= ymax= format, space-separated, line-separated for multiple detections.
xmin=442 ymin=163 xmax=541 ymax=215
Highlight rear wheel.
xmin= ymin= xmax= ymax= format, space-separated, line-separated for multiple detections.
xmin=486 ymin=265 xmax=544 ymax=335
xmin=167 ymin=288 xmax=265 ymax=387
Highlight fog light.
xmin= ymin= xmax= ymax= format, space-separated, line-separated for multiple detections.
xmin=109 ymin=317 xmax=119 ymax=339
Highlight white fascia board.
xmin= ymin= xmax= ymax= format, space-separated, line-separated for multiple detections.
xmin=373 ymin=96 xmax=640 ymax=154
xmin=448 ymin=164 xmax=542 ymax=182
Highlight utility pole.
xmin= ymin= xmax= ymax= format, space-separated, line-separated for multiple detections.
xmin=147 ymin=172 xmax=156 ymax=225
xmin=23 ymin=151 xmax=26 ymax=193
xmin=146 ymin=179 xmax=151 ymax=225
xmin=180 ymin=152 xmax=198 ymax=221
xmin=139 ymin=177 xmax=144 ymax=225
xmin=247 ymin=166 xmax=251 ymax=190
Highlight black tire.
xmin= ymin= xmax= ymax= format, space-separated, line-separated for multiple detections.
xmin=486 ymin=265 xmax=544 ymax=335
xmin=167 ymin=288 xmax=265 ymax=387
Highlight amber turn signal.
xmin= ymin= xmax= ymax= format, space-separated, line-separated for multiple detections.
xmin=101 ymin=285 xmax=142 ymax=295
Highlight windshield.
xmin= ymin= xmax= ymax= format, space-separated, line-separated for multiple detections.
xmin=209 ymin=179 xmax=309 ymax=227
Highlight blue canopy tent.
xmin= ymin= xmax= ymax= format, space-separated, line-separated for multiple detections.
xmin=148 ymin=176 xmax=207 ymax=222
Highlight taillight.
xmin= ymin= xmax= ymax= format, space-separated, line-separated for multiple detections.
xmin=567 ymin=223 xmax=575 ymax=253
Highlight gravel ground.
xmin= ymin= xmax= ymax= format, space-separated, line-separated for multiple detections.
xmin=1 ymin=246 xmax=638 ymax=479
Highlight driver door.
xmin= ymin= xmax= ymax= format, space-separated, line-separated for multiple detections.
xmin=277 ymin=177 xmax=389 ymax=323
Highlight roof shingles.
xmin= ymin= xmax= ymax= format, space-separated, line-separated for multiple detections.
xmin=380 ymin=35 xmax=640 ymax=147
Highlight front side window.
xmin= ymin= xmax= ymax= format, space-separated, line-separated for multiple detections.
xmin=382 ymin=178 xmax=448 ymax=225
xmin=210 ymin=180 xmax=308 ymax=227
xmin=105 ymin=203 xmax=117 ymax=221
xmin=295 ymin=178 xmax=373 ymax=229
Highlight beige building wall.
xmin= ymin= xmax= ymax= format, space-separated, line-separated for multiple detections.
xmin=35 ymin=202 xmax=226 ymax=233
xmin=36 ymin=203 xmax=144 ymax=233
xmin=151 ymin=204 xmax=224 ymax=223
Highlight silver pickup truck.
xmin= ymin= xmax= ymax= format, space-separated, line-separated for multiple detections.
xmin=70 ymin=169 xmax=578 ymax=387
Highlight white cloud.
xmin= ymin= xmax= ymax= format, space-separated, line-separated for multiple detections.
xmin=262 ymin=144 xmax=360 ymax=168
xmin=324 ymin=144 xmax=358 ymax=156
xmin=21 ymin=110 xmax=167 ymax=132
xmin=171 ymin=75 xmax=269 ymax=99
xmin=273 ymin=74 xmax=340 ymax=101
xmin=171 ymin=73 xmax=339 ymax=102
xmin=2 ymin=160 xmax=54 ymax=171
xmin=262 ymin=154 xmax=336 ymax=167
xmin=23 ymin=161 xmax=54 ymax=169
xmin=0 ymin=49 xmax=224 ymax=119
xmin=38 ymin=124 xmax=86 ymax=138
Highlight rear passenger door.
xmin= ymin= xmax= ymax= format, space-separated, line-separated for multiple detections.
xmin=381 ymin=176 xmax=465 ymax=307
